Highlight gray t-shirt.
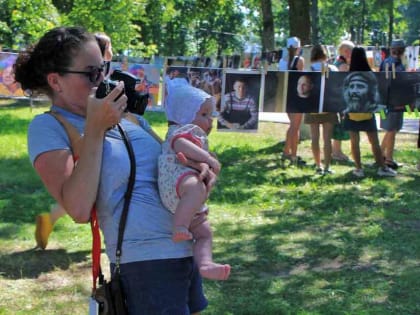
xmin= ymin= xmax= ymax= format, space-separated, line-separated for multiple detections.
xmin=28 ymin=105 xmax=192 ymax=263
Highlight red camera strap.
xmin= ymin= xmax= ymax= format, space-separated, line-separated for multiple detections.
xmin=47 ymin=111 xmax=136 ymax=292
xmin=91 ymin=206 xmax=101 ymax=290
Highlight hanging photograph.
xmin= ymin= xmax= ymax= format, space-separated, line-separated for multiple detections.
xmin=217 ymin=70 xmax=262 ymax=132
xmin=263 ymin=70 xmax=288 ymax=112
xmin=387 ymin=71 xmax=420 ymax=111
xmin=128 ymin=64 xmax=161 ymax=107
xmin=323 ymin=71 xmax=388 ymax=113
xmin=0 ymin=53 xmax=24 ymax=97
xmin=286 ymin=71 xmax=322 ymax=113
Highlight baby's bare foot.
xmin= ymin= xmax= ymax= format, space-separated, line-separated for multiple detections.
xmin=172 ymin=226 xmax=192 ymax=242
xmin=200 ymin=263 xmax=231 ymax=280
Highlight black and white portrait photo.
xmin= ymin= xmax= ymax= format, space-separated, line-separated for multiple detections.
xmin=323 ymin=71 xmax=388 ymax=113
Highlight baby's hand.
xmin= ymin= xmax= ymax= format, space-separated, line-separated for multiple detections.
xmin=206 ymin=155 xmax=221 ymax=175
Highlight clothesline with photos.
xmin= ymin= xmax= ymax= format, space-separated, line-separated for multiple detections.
xmin=2 ymin=52 xmax=420 ymax=122
xmin=162 ymin=64 xmax=420 ymax=113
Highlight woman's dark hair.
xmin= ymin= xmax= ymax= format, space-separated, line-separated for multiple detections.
xmin=287 ymin=47 xmax=298 ymax=68
xmin=310 ymin=44 xmax=327 ymax=63
xmin=349 ymin=46 xmax=372 ymax=72
xmin=94 ymin=32 xmax=110 ymax=57
xmin=13 ymin=26 xmax=95 ymax=96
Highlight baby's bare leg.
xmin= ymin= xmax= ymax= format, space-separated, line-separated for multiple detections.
xmin=190 ymin=216 xmax=231 ymax=281
xmin=173 ymin=175 xmax=207 ymax=242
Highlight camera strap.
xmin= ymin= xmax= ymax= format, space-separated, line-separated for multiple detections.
xmin=46 ymin=111 xmax=136 ymax=291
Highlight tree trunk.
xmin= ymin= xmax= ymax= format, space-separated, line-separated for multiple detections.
xmin=388 ymin=0 xmax=394 ymax=46
xmin=260 ymin=0 xmax=275 ymax=52
xmin=310 ymin=0 xmax=319 ymax=45
xmin=288 ymin=0 xmax=311 ymax=45
xmin=360 ymin=0 xmax=366 ymax=44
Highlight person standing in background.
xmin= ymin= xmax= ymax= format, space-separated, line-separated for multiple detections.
xmin=279 ymin=36 xmax=306 ymax=166
xmin=332 ymin=40 xmax=355 ymax=162
xmin=379 ymin=39 xmax=406 ymax=170
xmin=303 ymin=44 xmax=339 ymax=175
xmin=342 ymin=47 xmax=396 ymax=178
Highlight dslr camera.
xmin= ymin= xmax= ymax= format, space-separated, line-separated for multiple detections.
xmin=96 ymin=69 xmax=149 ymax=115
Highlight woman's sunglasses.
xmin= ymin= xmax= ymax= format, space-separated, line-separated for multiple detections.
xmin=59 ymin=62 xmax=108 ymax=83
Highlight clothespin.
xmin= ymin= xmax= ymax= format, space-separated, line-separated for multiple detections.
xmin=415 ymin=107 xmax=420 ymax=118
xmin=380 ymin=108 xmax=386 ymax=119
xmin=392 ymin=63 xmax=396 ymax=80
xmin=405 ymin=105 xmax=412 ymax=114
xmin=326 ymin=63 xmax=329 ymax=79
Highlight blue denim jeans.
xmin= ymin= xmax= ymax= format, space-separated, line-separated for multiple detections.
xmin=112 ymin=257 xmax=207 ymax=314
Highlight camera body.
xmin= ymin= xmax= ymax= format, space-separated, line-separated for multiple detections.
xmin=96 ymin=69 xmax=149 ymax=115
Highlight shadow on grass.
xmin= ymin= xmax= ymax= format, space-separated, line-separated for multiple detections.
xmin=206 ymin=141 xmax=420 ymax=313
xmin=213 ymin=142 xmax=394 ymax=205
xmin=0 ymin=248 xmax=90 ymax=279
xmin=209 ymin=196 xmax=420 ymax=313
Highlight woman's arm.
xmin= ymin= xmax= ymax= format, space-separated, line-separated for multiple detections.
xmin=297 ymin=56 xmax=305 ymax=71
xmin=34 ymin=85 xmax=127 ymax=223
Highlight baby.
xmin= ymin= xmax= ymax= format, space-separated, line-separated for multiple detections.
xmin=158 ymin=78 xmax=231 ymax=281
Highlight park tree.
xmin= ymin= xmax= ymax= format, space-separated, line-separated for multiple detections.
xmin=260 ymin=0 xmax=275 ymax=52
xmin=403 ymin=1 xmax=420 ymax=45
xmin=64 ymin=0 xmax=145 ymax=55
xmin=51 ymin=0 xmax=73 ymax=14
xmin=194 ymin=0 xmax=245 ymax=56
xmin=0 ymin=0 xmax=12 ymax=47
xmin=0 ymin=0 xmax=416 ymax=56
xmin=137 ymin=0 xmax=245 ymax=57
xmin=5 ymin=0 xmax=61 ymax=49
xmin=287 ymin=0 xmax=310 ymax=45
xmin=316 ymin=0 xmax=409 ymax=46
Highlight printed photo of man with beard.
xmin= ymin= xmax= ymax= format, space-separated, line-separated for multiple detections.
xmin=342 ymin=71 xmax=385 ymax=113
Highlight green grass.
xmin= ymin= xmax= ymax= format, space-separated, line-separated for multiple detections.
xmin=1 ymin=98 xmax=420 ymax=314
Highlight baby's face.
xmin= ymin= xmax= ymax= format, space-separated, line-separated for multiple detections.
xmin=192 ymin=99 xmax=214 ymax=134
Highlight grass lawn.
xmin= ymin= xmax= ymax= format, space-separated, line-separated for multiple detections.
xmin=0 ymin=99 xmax=420 ymax=314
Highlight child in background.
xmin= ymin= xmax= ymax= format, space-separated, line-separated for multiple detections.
xmin=342 ymin=47 xmax=397 ymax=178
xmin=158 ymin=78 xmax=231 ymax=281
xmin=304 ymin=44 xmax=339 ymax=175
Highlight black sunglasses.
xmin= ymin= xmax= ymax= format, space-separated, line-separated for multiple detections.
xmin=59 ymin=62 xmax=107 ymax=83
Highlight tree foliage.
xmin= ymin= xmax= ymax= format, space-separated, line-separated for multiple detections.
xmin=64 ymin=0 xmax=145 ymax=55
xmin=0 ymin=0 xmax=416 ymax=56
xmin=5 ymin=0 xmax=61 ymax=49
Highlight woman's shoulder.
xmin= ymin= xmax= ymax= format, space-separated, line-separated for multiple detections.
xmin=29 ymin=111 xmax=63 ymax=130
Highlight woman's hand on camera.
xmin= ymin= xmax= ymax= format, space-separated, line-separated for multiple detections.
xmin=87 ymin=81 xmax=127 ymax=132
